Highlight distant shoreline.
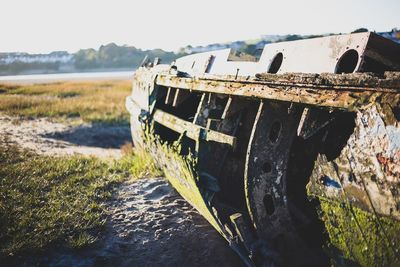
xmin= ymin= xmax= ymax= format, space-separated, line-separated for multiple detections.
xmin=0 ymin=70 xmax=135 ymax=84
xmin=0 ymin=67 xmax=136 ymax=77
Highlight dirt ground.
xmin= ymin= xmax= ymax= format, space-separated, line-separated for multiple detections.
xmin=1 ymin=116 xmax=243 ymax=267
xmin=0 ymin=116 xmax=131 ymax=158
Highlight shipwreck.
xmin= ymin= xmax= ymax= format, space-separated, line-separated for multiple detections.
xmin=126 ymin=32 xmax=400 ymax=266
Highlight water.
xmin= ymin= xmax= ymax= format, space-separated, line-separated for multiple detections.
xmin=0 ymin=70 xmax=135 ymax=83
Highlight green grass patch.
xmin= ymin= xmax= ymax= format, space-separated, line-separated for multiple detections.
xmin=0 ymin=140 xmax=162 ymax=257
xmin=119 ymin=143 xmax=163 ymax=179
xmin=0 ymin=81 xmax=131 ymax=125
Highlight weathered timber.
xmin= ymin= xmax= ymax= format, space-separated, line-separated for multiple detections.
xmin=164 ymin=87 xmax=174 ymax=105
xmin=153 ymin=109 xmax=236 ymax=148
xmin=156 ymin=73 xmax=399 ymax=111
xmin=255 ymin=71 xmax=400 ymax=90
xmin=172 ymin=88 xmax=191 ymax=107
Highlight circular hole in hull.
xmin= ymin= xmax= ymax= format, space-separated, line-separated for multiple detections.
xmin=335 ymin=49 xmax=359 ymax=74
xmin=268 ymin=52 xmax=283 ymax=74
xmin=269 ymin=121 xmax=282 ymax=143
xmin=263 ymin=194 xmax=275 ymax=215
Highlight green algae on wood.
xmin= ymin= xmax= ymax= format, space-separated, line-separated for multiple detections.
xmin=140 ymin=127 xmax=227 ymax=238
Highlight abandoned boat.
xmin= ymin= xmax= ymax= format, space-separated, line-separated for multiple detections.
xmin=126 ymin=32 xmax=400 ymax=266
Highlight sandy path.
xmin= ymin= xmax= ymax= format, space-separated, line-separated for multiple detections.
xmin=0 ymin=116 xmax=131 ymax=158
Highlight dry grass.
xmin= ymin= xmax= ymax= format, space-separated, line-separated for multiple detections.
xmin=0 ymin=81 xmax=131 ymax=124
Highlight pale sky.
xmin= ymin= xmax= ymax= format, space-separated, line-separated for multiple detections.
xmin=0 ymin=0 xmax=399 ymax=54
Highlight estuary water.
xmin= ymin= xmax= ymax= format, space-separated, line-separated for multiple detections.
xmin=0 ymin=70 xmax=135 ymax=83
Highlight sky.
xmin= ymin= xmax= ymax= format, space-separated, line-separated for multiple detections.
xmin=0 ymin=0 xmax=399 ymax=54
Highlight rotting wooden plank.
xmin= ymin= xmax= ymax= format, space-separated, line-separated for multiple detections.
xmin=153 ymin=109 xmax=236 ymax=148
xmin=221 ymin=97 xmax=232 ymax=119
xmin=164 ymin=87 xmax=175 ymax=105
xmin=255 ymin=72 xmax=400 ymax=90
xmin=156 ymin=74 xmax=398 ymax=111
xmin=172 ymin=89 xmax=191 ymax=107
xmin=192 ymin=93 xmax=208 ymax=126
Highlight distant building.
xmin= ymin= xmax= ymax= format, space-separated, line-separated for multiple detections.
xmin=184 ymin=43 xmax=230 ymax=54
xmin=378 ymin=28 xmax=400 ymax=43
xmin=255 ymin=40 xmax=271 ymax=50
xmin=0 ymin=51 xmax=74 ymax=64
xmin=229 ymin=41 xmax=246 ymax=50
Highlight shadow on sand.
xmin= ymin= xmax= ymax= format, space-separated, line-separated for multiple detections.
xmin=42 ymin=123 xmax=132 ymax=149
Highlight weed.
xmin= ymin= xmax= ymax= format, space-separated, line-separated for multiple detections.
xmin=118 ymin=143 xmax=163 ymax=179
xmin=0 ymin=139 xmax=161 ymax=257
xmin=0 ymin=81 xmax=131 ymax=125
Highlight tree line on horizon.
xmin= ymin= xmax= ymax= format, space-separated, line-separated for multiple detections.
xmin=0 ymin=43 xmax=184 ymax=75
xmin=74 ymin=43 xmax=181 ymax=69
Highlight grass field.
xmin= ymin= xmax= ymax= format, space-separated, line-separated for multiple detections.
xmin=0 ymin=81 xmax=131 ymax=124
xmin=0 ymin=140 xmax=161 ymax=257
